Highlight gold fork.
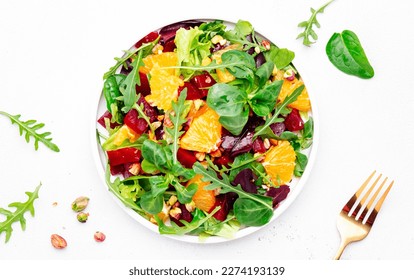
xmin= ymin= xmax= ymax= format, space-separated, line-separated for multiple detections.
xmin=334 ymin=171 xmax=394 ymax=260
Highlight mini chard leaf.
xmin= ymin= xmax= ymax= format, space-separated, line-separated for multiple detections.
xmin=0 ymin=111 xmax=60 ymax=152
xmin=297 ymin=0 xmax=334 ymax=46
xmin=0 ymin=183 xmax=41 ymax=243
xmin=326 ymin=30 xmax=374 ymax=79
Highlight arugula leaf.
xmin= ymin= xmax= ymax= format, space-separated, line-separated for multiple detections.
xmin=326 ymin=30 xmax=374 ymax=79
xmin=155 ymin=208 xmax=220 ymax=235
xmin=297 ymin=0 xmax=334 ymax=46
xmin=119 ymin=49 xmax=144 ymax=113
xmin=172 ymin=181 xmax=197 ymax=204
xmin=193 ymin=163 xmax=273 ymax=226
xmin=0 ymin=183 xmax=41 ymax=243
xmin=165 ymin=89 xmax=189 ymax=165
xmin=103 ymin=40 xmax=159 ymax=80
xmin=0 ymin=111 xmax=60 ymax=152
xmin=254 ymin=85 xmax=304 ymax=139
xmin=105 ymin=165 xmax=145 ymax=214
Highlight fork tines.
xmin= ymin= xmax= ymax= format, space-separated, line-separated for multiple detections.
xmin=342 ymin=171 xmax=394 ymax=225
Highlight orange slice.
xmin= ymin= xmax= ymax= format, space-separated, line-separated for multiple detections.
xmin=145 ymin=66 xmax=184 ymax=111
xmin=276 ymin=76 xmax=311 ymax=112
xmin=187 ymin=174 xmax=215 ymax=212
xmin=140 ymin=52 xmax=178 ymax=75
xmin=180 ymin=105 xmax=222 ymax=153
xmin=262 ymin=141 xmax=296 ymax=185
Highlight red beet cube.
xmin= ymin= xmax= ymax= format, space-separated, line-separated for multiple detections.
xmin=177 ymin=148 xmax=197 ymax=168
xmin=135 ymin=72 xmax=151 ymax=96
xmin=107 ymin=148 xmax=141 ymax=167
xmin=252 ymin=138 xmax=266 ymax=153
xmin=97 ymin=111 xmax=120 ymax=129
xmin=134 ymin=31 xmax=159 ymax=48
xmin=284 ymin=109 xmax=304 ymax=131
xmin=124 ymin=109 xmax=148 ymax=134
xmin=178 ymin=82 xmax=203 ymax=100
xmin=190 ymin=72 xmax=216 ymax=98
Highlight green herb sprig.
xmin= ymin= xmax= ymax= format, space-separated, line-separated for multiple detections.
xmin=193 ymin=162 xmax=273 ymax=227
xmin=0 ymin=183 xmax=41 ymax=243
xmin=297 ymin=0 xmax=334 ymax=46
xmin=0 ymin=111 xmax=60 ymax=152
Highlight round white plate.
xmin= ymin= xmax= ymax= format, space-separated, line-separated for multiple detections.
xmin=91 ymin=19 xmax=319 ymax=243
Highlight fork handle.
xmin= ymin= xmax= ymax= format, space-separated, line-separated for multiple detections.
xmin=334 ymin=239 xmax=351 ymax=260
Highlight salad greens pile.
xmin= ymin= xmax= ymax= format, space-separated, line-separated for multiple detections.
xmin=98 ymin=19 xmax=314 ymax=239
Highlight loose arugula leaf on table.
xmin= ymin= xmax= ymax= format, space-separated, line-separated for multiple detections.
xmin=0 ymin=111 xmax=60 ymax=152
xmin=0 ymin=183 xmax=41 ymax=243
xmin=254 ymin=85 xmax=304 ymax=139
xmin=193 ymin=162 xmax=273 ymax=227
xmin=297 ymin=0 xmax=334 ymax=46
xmin=326 ymin=30 xmax=374 ymax=79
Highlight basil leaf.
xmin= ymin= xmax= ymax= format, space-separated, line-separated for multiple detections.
xmin=220 ymin=50 xmax=256 ymax=84
xmin=207 ymin=83 xmax=247 ymax=116
xmin=326 ymin=30 xmax=374 ymax=79
xmin=140 ymin=192 xmax=164 ymax=215
xmin=255 ymin=61 xmax=275 ymax=88
xmin=249 ymin=80 xmax=283 ymax=117
xmin=219 ymin=106 xmax=249 ymax=136
xmin=233 ymin=198 xmax=273 ymax=226
xmin=294 ymin=151 xmax=308 ymax=177
xmin=141 ymin=140 xmax=170 ymax=171
xmin=264 ymin=46 xmax=295 ymax=69
xmin=172 ymin=180 xmax=197 ymax=204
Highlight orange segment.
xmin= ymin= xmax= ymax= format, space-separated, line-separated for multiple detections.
xmin=187 ymin=175 xmax=215 ymax=212
xmin=262 ymin=141 xmax=296 ymax=185
xmin=145 ymin=66 xmax=184 ymax=111
xmin=140 ymin=52 xmax=178 ymax=75
xmin=276 ymin=76 xmax=311 ymax=112
xmin=180 ymin=105 xmax=222 ymax=153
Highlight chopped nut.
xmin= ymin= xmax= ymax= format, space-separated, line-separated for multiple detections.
xmin=211 ymin=35 xmax=224 ymax=45
xmin=254 ymin=46 xmax=261 ymax=54
xmin=185 ymin=201 xmax=196 ymax=212
xmin=77 ymin=212 xmax=89 ymax=223
xmin=193 ymin=99 xmax=205 ymax=110
xmin=253 ymin=152 xmax=265 ymax=162
xmin=94 ymin=231 xmax=106 ymax=242
xmin=261 ymin=40 xmax=271 ymax=50
xmin=128 ymin=163 xmax=141 ymax=175
xmin=210 ymin=149 xmax=222 ymax=158
xmin=219 ymin=39 xmax=227 ymax=46
xmin=71 ymin=196 xmax=89 ymax=212
xmin=52 ymin=202 xmax=58 ymax=207
xmin=169 ymin=207 xmax=182 ymax=220
xmin=263 ymin=138 xmax=271 ymax=149
xmin=152 ymin=44 xmax=164 ymax=54
xmin=168 ymin=195 xmax=178 ymax=206
xmin=269 ymin=139 xmax=279 ymax=146
xmin=195 ymin=152 xmax=206 ymax=161
xmin=51 ymin=234 xmax=67 ymax=249
xmin=200 ymin=161 xmax=209 ymax=169
xmin=283 ymin=69 xmax=295 ymax=81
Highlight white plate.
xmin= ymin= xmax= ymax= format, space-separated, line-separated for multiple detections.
xmin=91 ymin=19 xmax=319 ymax=243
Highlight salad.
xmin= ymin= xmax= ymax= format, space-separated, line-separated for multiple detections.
xmin=96 ymin=19 xmax=313 ymax=240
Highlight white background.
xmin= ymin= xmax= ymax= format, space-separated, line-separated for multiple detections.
xmin=0 ymin=0 xmax=413 ymax=267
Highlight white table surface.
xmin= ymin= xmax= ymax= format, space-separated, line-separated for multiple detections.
xmin=0 ymin=0 xmax=413 ymax=261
